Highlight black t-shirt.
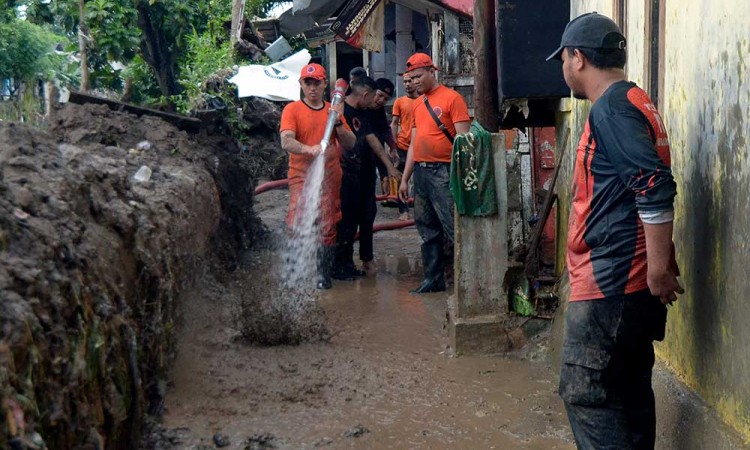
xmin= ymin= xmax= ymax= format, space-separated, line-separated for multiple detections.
xmin=368 ymin=107 xmax=390 ymax=145
xmin=342 ymin=102 xmax=374 ymax=173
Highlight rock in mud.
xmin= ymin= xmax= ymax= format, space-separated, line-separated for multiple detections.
xmin=244 ymin=433 xmax=277 ymax=450
xmin=213 ymin=432 xmax=230 ymax=448
xmin=343 ymin=425 xmax=370 ymax=438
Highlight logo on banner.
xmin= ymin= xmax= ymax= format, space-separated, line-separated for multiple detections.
xmin=264 ymin=67 xmax=290 ymax=80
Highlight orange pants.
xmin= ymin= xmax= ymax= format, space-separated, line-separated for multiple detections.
xmin=286 ymin=172 xmax=342 ymax=247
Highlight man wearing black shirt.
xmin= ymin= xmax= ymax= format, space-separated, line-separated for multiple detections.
xmin=547 ymin=12 xmax=682 ymax=449
xmin=334 ymin=76 xmax=400 ymax=279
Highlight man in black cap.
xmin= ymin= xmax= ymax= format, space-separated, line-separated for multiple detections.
xmin=548 ymin=12 xmax=683 ymax=450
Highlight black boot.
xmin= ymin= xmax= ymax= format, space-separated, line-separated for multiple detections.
xmin=317 ymin=245 xmax=335 ymax=289
xmin=332 ymin=263 xmax=356 ymax=281
xmin=411 ymin=241 xmax=446 ymax=294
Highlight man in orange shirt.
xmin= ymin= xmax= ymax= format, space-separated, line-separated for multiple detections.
xmin=399 ymin=53 xmax=470 ymax=293
xmin=280 ymin=63 xmax=356 ymax=289
xmin=390 ymin=72 xmax=419 ymax=220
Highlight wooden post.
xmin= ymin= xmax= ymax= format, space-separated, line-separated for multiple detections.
xmin=230 ymin=0 xmax=247 ymax=48
xmin=473 ymin=0 xmax=498 ymax=131
xmin=78 ymin=0 xmax=90 ymax=93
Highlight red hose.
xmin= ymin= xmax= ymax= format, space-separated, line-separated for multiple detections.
xmin=254 ymin=179 xmax=289 ymax=195
xmin=355 ymin=219 xmax=415 ymax=240
xmin=255 ymin=179 xmax=414 ymax=204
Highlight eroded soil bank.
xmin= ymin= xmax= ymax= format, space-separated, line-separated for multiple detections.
xmin=153 ymin=189 xmax=576 ymax=450
xmin=0 ymin=100 xmax=278 ymax=449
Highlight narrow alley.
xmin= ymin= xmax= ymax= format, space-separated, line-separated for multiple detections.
xmin=156 ymin=188 xmax=574 ymax=449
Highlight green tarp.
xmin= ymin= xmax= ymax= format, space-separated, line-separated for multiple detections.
xmin=449 ymin=120 xmax=498 ymax=216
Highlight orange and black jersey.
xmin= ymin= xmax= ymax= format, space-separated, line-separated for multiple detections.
xmin=568 ymin=81 xmax=676 ymax=301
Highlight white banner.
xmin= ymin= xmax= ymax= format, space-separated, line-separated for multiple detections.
xmin=228 ymin=49 xmax=311 ymax=101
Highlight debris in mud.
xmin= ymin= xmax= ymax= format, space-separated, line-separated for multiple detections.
xmin=343 ymin=425 xmax=371 ymax=438
xmin=212 ymin=432 xmax=230 ymax=448
xmin=313 ymin=437 xmax=334 ymax=447
xmin=165 ymin=427 xmax=193 ymax=445
xmin=140 ymin=419 xmax=193 ymax=450
xmin=244 ymin=433 xmax=278 ymax=450
xmin=231 ymin=270 xmax=330 ymax=346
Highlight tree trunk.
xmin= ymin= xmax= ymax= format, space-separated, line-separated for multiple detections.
xmin=78 ymin=0 xmax=90 ymax=92
xmin=121 ymin=77 xmax=134 ymax=103
xmin=230 ymin=0 xmax=247 ymax=48
xmin=136 ymin=0 xmax=180 ymax=104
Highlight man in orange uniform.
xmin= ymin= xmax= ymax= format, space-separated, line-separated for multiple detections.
xmin=390 ymin=72 xmax=419 ymax=220
xmin=280 ymin=63 xmax=356 ymax=289
xmin=399 ymin=53 xmax=470 ymax=293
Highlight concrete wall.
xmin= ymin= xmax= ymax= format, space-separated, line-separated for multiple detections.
xmin=555 ymin=0 xmax=750 ymax=442
xmin=658 ymin=1 xmax=750 ymax=439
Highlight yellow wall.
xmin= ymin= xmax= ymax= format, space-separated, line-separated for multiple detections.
xmin=556 ymin=0 xmax=750 ymax=440
xmin=658 ymin=0 xmax=750 ymax=438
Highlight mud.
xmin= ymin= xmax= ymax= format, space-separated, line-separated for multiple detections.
xmin=0 ymin=101 xmax=274 ymax=449
xmin=154 ymin=189 xmax=575 ymax=449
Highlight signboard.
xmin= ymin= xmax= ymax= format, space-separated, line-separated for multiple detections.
xmin=330 ymin=0 xmax=382 ymax=42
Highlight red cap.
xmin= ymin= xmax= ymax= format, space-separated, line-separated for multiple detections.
xmin=405 ymin=53 xmax=439 ymax=72
xmin=300 ymin=63 xmax=327 ymax=81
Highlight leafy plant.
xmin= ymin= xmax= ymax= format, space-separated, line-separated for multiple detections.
xmin=0 ymin=19 xmax=68 ymax=122
xmin=0 ymin=19 xmax=62 ymax=83
xmin=176 ymin=30 xmax=234 ymax=112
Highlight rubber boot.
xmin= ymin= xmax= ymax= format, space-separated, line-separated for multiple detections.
xmin=332 ymin=262 xmax=356 ymax=281
xmin=411 ymin=241 xmax=446 ymax=294
xmin=317 ymin=245 xmax=335 ymax=289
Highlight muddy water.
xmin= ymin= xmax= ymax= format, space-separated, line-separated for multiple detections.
xmin=161 ymin=190 xmax=574 ymax=449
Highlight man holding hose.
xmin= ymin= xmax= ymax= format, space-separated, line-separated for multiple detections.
xmin=280 ymin=63 xmax=356 ymax=289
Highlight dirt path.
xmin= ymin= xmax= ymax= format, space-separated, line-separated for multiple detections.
xmin=159 ymin=187 xmax=575 ymax=450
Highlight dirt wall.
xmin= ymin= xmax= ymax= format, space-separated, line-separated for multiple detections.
xmin=0 ymin=102 xmax=268 ymax=449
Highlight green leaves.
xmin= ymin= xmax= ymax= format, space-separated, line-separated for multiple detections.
xmin=0 ymin=19 xmax=61 ymax=83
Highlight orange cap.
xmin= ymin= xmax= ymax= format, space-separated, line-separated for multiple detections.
xmin=300 ymin=63 xmax=327 ymax=81
xmin=405 ymin=53 xmax=439 ymax=72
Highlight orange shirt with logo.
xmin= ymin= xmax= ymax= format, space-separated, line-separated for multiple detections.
xmin=280 ymin=100 xmax=350 ymax=243
xmin=392 ymin=96 xmax=415 ymax=151
xmin=411 ymin=84 xmax=470 ymax=162
xmin=280 ymin=100 xmax=349 ymax=186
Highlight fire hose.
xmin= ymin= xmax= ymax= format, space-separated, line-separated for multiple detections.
xmin=254 ymin=178 xmax=414 ymax=204
xmin=355 ymin=219 xmax=415 ymax=241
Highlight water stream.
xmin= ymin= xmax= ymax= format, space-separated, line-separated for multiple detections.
xmin=281 ymin=153 xmax=325 ymax=291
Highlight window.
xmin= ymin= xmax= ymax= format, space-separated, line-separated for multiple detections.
xmin=644 ymin=0 xmax=666 ymax=109
xmin=613 ymin=0 xmax=628 ymax=41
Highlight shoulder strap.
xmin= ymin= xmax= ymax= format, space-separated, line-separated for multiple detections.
xmin=423 ymin=96 xmax=455 ymax=144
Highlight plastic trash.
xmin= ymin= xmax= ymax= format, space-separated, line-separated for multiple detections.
xmin=512 ymin=277 xmax=535 ymax=317
xmin=133 ymin=166 xmax=152 ymax=183
xmin=136 ymin=140 xmax=152 ymax=151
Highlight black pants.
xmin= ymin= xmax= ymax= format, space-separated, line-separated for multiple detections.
xmin=559 ymin=289 xmax=667 ymax=450
xmin=336 ymin=168 xmax=376 ymax=268
xmin=396 ymin=150 xmax=409 ymax=214
xmin=358 ymin=164 xmax=377 ymax=262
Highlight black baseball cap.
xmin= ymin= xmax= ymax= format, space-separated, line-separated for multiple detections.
xmin=546 ymin=12 xmax=626 ymax=61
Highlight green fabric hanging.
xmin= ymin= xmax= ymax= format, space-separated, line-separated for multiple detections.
xmin=450 ymin=120 xmax=498 ymax=216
